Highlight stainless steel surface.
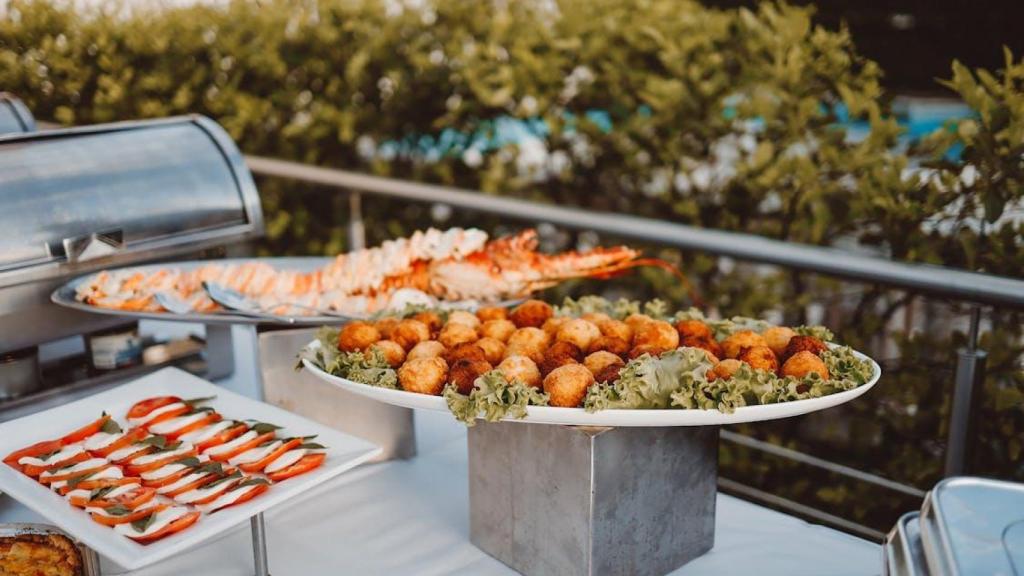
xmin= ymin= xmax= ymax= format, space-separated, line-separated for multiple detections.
xmin=258 ymin=328 xmax=415 ymax=462
xmin=247 ymin=155 xmax=1024 ymax=309
xmin=0 ymin=349 xmax=41 ymax=400
xmin=468 ymin=422 xmax=718 ymax=576
xmin=0 ymin=522 xmax=100 ymax=576
xmin=348 ymin=192 xmax=366 ymax=250
xmin=0 ymin=115 xmax=263 ymax=354
xmin=251 ymin=513 xmax=270 ymax=576
xmin=883 ymin=512 xmax=931 ymax=576
xmin=0 ymin=92 xmax=35 ymax=134
xmin=945 ymin=307 xmax=986 ymax=477
xmin=204 ymin=281 xmax=348 ymax=321
xmin=204 ymin=324 xmax=237 ymax=381
xmin=920 ymin=476 xmax=1024 ymax=576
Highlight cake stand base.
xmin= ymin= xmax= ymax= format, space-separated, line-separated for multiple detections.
xmin=468 ymin=422 xmax=718 ymax=576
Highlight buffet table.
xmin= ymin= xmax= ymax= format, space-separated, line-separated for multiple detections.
xmin=0 ymin=324 xmax=881 ymax=575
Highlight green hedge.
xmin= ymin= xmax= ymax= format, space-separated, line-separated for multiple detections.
xmin=2 ymin=0 xmax=1022 ymax=531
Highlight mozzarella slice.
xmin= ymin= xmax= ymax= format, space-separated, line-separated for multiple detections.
xmin=87 ymin=499 xmax=161 ymax=517
xmin=178 ymin=420 xmax=233 ymax=444
xmin=114 ymin=506 xmax=192 ymax=539
xmin=203 ymin=431 xmax=257 ymax=457
xmin=107 ymin=444 xmax=149 ymax=462
xmin=228 ymin=441 xmax=282 ymax=466
xmin=84 ymin=431 xmax=124 ymax=451
xmin=128 ymin=402 xmax=186 ymax=426
xmin=148 ymin=413 xmax=211 ymax=436
xmin=263 ymin=449 xmax=309 ymax=474
xmin=174 ymin=476 xmax=240 ymax=504
xmin=39 ymin=458 xmax=109 ymax=480
xmin=157 ymin=471 xmax=213 ymax=495
xmin=197 ymin=484 xmax=262 ymax=513
xmin=18 ymin=445 xmax=85 ymax=467
xmin=129 ymin=444 xmax=194 ymax=466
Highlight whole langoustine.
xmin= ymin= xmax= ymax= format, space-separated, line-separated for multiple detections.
xmin=75 ymin=227 xmax=684 ymax=316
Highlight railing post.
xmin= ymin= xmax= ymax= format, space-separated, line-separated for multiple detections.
xmin=944 ymin=306 xmax=987 ymax=477
xmin=347 ymin=191 xmax=366 ymax=250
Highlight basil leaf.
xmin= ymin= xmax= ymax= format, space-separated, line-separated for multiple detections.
xmin=204 ymin=470 xmax=242 ymax=489
xmin=89 ymin=486 xmax=116 ymax=501
xmin=153 ymin=440 xmax=183 ymax=453
xmin=131 ymin=512 xmax=157 ymax=533
xmin=100 ymin=418 xmax=123 ymax=435
xmin=297 ymin=442 xmax=326 ymax=450
xmin=66 ymin=473 xmax=91 ymax=489
xmin=250 ymin=422 xmax=282 ymax=435
xmin=37 ymin=449 xmax=61 ymax=462
xmin=173 ymin=456 xmax=201 ymax=468
xmin=195 ymin=461 xmax=224 ymax=475
xmin=188 ymin=405 xmax=216 ymax=414
xmin=235 ymin=477 xmax=270 ymax=489
xmin=105 ymin=504 xmax=131 ymax=516
xmin=137 ymin=435 xmax=167 ymax=449
xmin=183 ymin=396 xmax=216 ymax=406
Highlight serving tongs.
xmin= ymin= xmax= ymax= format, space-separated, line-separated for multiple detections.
xmin=153 ymin=284 xmax=349 ymax=324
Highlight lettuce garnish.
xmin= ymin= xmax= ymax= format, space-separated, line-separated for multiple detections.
xmin=443 ymin=370 xmax=549 ymax=426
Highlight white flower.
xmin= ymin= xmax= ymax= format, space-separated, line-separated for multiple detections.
xmin=960 ymin=164 xmax=978 ymax=188
xmin=356 ymin=136 xmax=376 ymax=160
xmin=462 ymin=148 xmax=483 ymax=168
xmin=548 ymin=150 xmax=570 ymax=174
xmin=690 ymin=165 xmax=712 ymax=191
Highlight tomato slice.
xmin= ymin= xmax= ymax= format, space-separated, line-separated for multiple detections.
xmin=212 ymin=483 xmax=269 ymax=511
xmin=142 ymin=405 xmax=191 ymax=429
xmin=127 ymin=396 xmax=182 ymax=421
xmin=163 ymin=412 xmax=222 ymax=440
xmin=207 ymin=432 xmax=276 ymax=462
xmin=39 ymin=462 xmax=111 ymax=484
xmin=70 ymin=485 xmax=155 ymax=508
xmin=90 ymin=503 xmax=169 ymax=526
xmin=4 ymin=439 xmax=62 ymax=470
xmin=185 ymin=471 xmax=242 ymax=505
xmin=21 ymin=451 xmax=93 ymax=477
xmin=126 ymin=511 xmax=200 ymax=543
xmin=125 ymin=448 xmax=199 ymax=475
xmin=195 ymin=423 xmax=248 ymax=452
xmin=92 ymin=427 xmax=149 ymax=458
xmin=142 ymin=465 xmax=197 ymax=489
xmin=58 ymin=476 xmax=140 ymax=496
xmin=160 ymin=473 xmax=217 ymax=498
xmin=109 ymin=445 xmax=154 ymax=466
xmin=266 ymin=453 xmax=326 ymax=482
xmin=61 ymin=414 xmax=112 ymax=445
xmin=239 ymin=438 xmax=301 ymax=473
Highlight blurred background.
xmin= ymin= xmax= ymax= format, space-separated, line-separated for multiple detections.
xmin=1 ymin=0 xmax=1022 ymax=537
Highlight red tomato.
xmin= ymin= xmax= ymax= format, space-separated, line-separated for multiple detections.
xmin=215 ymin=483 xmax=269 ymax=510
xmin=90 ymin=503 xmax=169 ymax=527
xmin=238 ymin=438 xmax=301 ymax=473
xmin=142 ymin=405 xmax=191 ymax=429
xmin=141 ymin=466 xmax=196 ymax=489
xmin=4 ymin=439 xmax=62 ymax=470
xmin=21 ymin=451 xmax=92 ymax=478
xmin=69 ymin=485 xmax=155 ymax=509
xmin=160 ymin=473 xmax=217 ymax=498
xmin=195 ymin=423 xmax=248 ymax=452
xmin=60 ymin=414 xmax=112 ymax=446
xmin=39 ymin=462 xmax=112 ymax=484
xmin=125 ymin=448 xmax=199 ymax=475
xmin=58 ymin=476 xmax=140 ymax=496
xmin=266 ymin=453 xmax=326 ymax=482
xmin=92 ymin=427 xmax=149 ymax=458
xmin=126 ymin=511 xmax=200 ymax=543
xmin=163 ymin=412 xmax=222 ymax=440
xmin=206 ymin=432 xmax=276 ymax=462
xmin=126 ymin=396 xmax=182 ymax=421
xmin=109 ymin=445 xmax=153 ymax=466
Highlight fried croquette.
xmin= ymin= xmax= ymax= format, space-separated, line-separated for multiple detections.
xmin=682 ymin=336 xmax=723 ymax=361
xmin=543 ymin=364 xmax=596 ymax=407
xmin=762 ymin=326 xmax=797 ymax=357
xmin=374 ymin=317 xmax=400 ymax=339
xmin=480 ymin=319 xmax=517 ymax=342
xmin=555 ymin=318 xmax=602 ymax=352
xmin=438 ymin=322 xmax=479 ymax=349
xmin=580 ymin=312 xmax=612 ymax=325
xmin=633 ymin=320 xmax=680 ymax=350
xmin=337 ymin=321 xmax=382 ymax=352
xmin=476 ymin=337 xmax=507 ymax=365
xmin=476 ymin=306 xmax=508 ymax=322
xmin=541 ymin=316 xmax=569 ymax=337
xmin=628 ymin=344 xmax=673 ymax=359
xmin=509 ymin=299 xmax=554 ymax=328
xmin=675 ymin=319 xmax=714 ymax=342
xmin=449 ymin=357 xmax=493 ymax=394
xmin=720 ymin=330 xmax=768 ymax=359
xmin=596 ymin=319 xmax=633 ymax=344
xmin=398 ymin=357 xmax=449 ymax=395
xmin=707 ymin=359 xmax=743 ymax=382
xmin=444 ymin=343 xmax=487 ymax=364
xmin=587 ymin=335 xmax=630 ymax=357
xmin=583 ymin=351 xmax=624 ymax=377
xmin=368 ymin=339 xmax=406 ymax=367
xmin=412 ymin=311 xmax=444 ymax=334
xmin=593 ymin=363 xmax=624 ymax=384
xmin=407 ymin=340 xmax=447 ymax=360
xmin=446 ymin=310 xmax=481 ymax=330
xmin=392 ymin=319 xmax=431 ymax=351
xmin=539 ymin=341 xmax=583 ymax=376
xmin=496 ymin=355 xmax=542 ymax=388
xmin=505 ymin=327 xmax=551 ymax=363
xmin=624 ymin=313 xmax=655 ymax=333
xmin=738 ymin=345 xmax=780 ymax=374
xmin=781 ymin=351 xmax=829 ymax=381
xmin=783 ymin=335 xmax=828 ymax=361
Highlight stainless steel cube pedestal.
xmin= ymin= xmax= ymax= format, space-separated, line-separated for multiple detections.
xmin=468 ymin=422 xmax=718 ymax=576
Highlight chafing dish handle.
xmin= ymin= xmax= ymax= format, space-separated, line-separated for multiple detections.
xmin=56 ymin=229 xmax=125 ymax=263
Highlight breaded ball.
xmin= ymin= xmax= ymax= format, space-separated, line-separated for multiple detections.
xmin=476 ymin=337 xmax=507 ymax=365
xmin=763 ymin=326 xmax=797 ymax=357
xmin=509 ymin=299 xmax=554 ymax=328
xmin=541 ymin=316 xmax=569 ymax=337
xmin=407 ymin=340 xmax=446 ymax=361
xmin=539 ymin=341 xmax=583 ymax=376
xmin=581 ymin=312 xmax=612 ymax=325
xmin=783 ymin=335 xmax=828 ymax=361
xmin=496 ymin=355 xmax=542 ymax=388
xmin=337 ymin=321 xmax=381 ymax=352
xmin=682 ymin=337 xmax=723 ymax=361
xmin=624 ymin=313 xmax=655 ymax=333
xmin=633 ymin=320 xmax=680 ymax=351
xmin=587 ymin=335 xmax=630 ymax=357
xmin=543 ymin=364 xmax=596 ymax=408
xmin=412 ymin=311 xmax=443 ymax=334
xmin=374 ymin=316 xmax=400 ymax=339
xmin=480 ymin=319 xmax=517 ymax=343
xmin=676 ymin=319 xmax=714 ymax=342
xmin=707 ymin=359 xmax=743 ymax=382
xmin=583 ymin=351 xmax=624 ymax=377
xmin=476 ymin=306 xmax=508 ymax=323
xmin=628 ymin=344 xmax=673 ymax=360
xmin=444 ymin=343 xmax=487 ymax=364
xmin=781 ymin=351 xmax=829 ymax=380
xmin=446 ymin=310 xmax=481 ymax=330
xmin=556 ymin=318 xmax=602 ymax=352
xmin=505 ymin=327 xmax=551 ymax=364
xmin=738 ymin=345 xmax=780 ymax=374
xmin=392 ymin=319 xmax=431 ymax=351
xmin=438 ymin=322 xmax=479 ymax=349
xmin=449 ymin=357 xmax=493 ymax=395
xmin=597 ymin=319 xmax=633 ymax=344
xmin=720 ymin=330 xmax=768 ymax=359
xmin=368 ymin=339 xmax=406 ymax=368
xmin=593 ymin=363 xmax=624 ymax=384
xmin=398 ymin=357 xmax=449 ymax=395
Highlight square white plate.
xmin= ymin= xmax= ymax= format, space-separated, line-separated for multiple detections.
xmin=0 ymin=367 xmax=381 ymax=570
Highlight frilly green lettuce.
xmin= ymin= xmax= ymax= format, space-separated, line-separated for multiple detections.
xmin=584 ymin=348 xmax=713 ymax=411
xmin=443 ymin=370 xmax=550 ymax=426
xmin=301 ymin=327 xmax=399 ymax=389
xmin=556 ymin=296 xmax=670 ymax=320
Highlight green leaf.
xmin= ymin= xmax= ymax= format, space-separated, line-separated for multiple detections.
xmin=100 ymin=418 xmax=123 ymax=435
xmin=105 ymin=504 xmax=132 ymax=517
xmin=66 ymin=474 xmax=91 ymax=489
xmin=89 ymin=486 xmax=116 ymax=501
xmin=204 ymin=470 xmax=243 ymax=490
xmin=297 ymin=442 xmax=326 ymax=450
xmin=183 ymin=396 xmax=217 ymax=407
xmin=249 ymin=422 xmax=283 ymax=435
xmin=236 ymin=477 xmax=271 ymax=489
xmin=137 ymin=436 xmax=168 ymax=449
xmin=131 ymin=512 xmax=158 ymax=533
xmin=173 ymin=456 xmax=202 ymax=468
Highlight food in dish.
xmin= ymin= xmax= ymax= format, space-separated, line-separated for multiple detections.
xmin=304 ymin=296 xmax=876 ymax=425
xmin=74 ymin=228 xmax=677 ymax=317
xmin=0 ymin=530 xmax=83 ymax=576
xmin=4 ymin=398 xmax=327 ymax=545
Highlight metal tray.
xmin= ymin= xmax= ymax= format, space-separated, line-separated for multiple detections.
xmin=920 ymin=476 xmax=1024 ymax=576
xmin=884 ymin=511 xmax=930 ymax=576
xmin=0 ymin=522 xmax=100 ymax=576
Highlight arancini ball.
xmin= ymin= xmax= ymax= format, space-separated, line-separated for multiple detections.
xmin=543 ymin=364 xmax=596 ymax=407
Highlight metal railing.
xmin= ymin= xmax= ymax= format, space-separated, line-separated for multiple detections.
xmin=246 ymin=154 xmax=1024 ymax=539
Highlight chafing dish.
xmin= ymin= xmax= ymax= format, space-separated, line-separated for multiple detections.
xmin=883 ymin=511 xmax=931 ymax=576
xmin=0 ymin=92 xmax=35 ymax=134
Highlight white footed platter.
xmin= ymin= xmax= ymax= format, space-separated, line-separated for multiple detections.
xmin=301 ymin=340 xmax=882 ymax=427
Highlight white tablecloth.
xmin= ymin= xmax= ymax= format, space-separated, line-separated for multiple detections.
xmin=0 ymin=324 xmax=882 ymax=575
